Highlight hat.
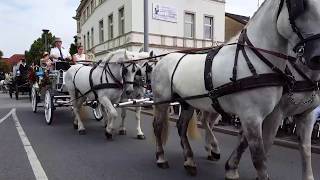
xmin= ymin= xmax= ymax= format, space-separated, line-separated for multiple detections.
xmin=54 ymin=37 xmax=62 ymax=42
xmin=43 ymin=52 xmax=49 ymax=57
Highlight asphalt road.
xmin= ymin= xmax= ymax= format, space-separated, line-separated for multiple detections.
xmin=0 ymin=93 xmax=320 ymax=180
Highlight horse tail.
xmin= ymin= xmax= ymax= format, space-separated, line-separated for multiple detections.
xmin=187 ymin=110 xmax=200 ymax=140
xmin=153 ymin=105 xmax=170 ymax=145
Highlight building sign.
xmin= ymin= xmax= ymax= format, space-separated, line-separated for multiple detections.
xmin=152 ymin=3 xmax=177 ymax=23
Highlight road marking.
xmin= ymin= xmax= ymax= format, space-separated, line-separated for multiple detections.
xmin=0 ymin=108 xmax=14 ymax=124
xmin=0 ymin=108 xmax=48 ymax=180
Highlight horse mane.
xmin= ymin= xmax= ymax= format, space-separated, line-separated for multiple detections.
xmin=227 ymin=0 xmax=277 ymax=43
xmin=103 ymin=49 xmax=129 ymax=63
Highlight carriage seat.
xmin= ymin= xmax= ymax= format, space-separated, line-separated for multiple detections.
xmin=55 ymin=61 xmax=71 ymax=71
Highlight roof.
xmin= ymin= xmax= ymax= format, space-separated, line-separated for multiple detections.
xmin=7 ymin=54 xmax=25 ymax=65
xmin=75 ymin=0 xmax=89 ymax=19
xmin=225 ymin=12 xmax=250 ymax=25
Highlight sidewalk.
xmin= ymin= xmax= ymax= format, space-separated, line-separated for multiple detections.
xmin=127 ymin=107 xmax=320 ymax=154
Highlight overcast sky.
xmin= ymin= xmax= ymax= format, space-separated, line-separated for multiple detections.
xmin=0 ymin=0 xmax=264 ymax=57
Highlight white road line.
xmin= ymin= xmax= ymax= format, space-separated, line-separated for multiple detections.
xmin=0 ymin=108 xmax=14 ymax=124
xmin=10 ymin=108 xmax=48 ymax=180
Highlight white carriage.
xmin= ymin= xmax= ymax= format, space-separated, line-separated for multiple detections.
xmin=31 ymin=61 xmax=103 ymax=125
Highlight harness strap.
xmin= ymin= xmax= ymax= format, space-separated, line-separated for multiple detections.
xmin=171 ymin=54 xmax=188 ymax=96
xmin=107 ymin=64 xmax=123 ymax=88
xmin=204 ymin=47 xmax=222 ymax=90
xmin=89 ymin=65 xmax=99 ymax=100
xmin=73 ymin=66 xmax=85 ymax=97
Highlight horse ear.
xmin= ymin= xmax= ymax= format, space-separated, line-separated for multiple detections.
xmin=149 ymin=51 xmax=154 ymax=57
xmin=124 ymin=50 xmax=129 ymax=60
xmin=139 ymin=48 xmax=143 ymax=53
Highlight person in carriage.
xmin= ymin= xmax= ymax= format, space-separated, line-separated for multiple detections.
xmin=50 ymin=37 xmax=72 ymax=70
xmin=72 ymin=45 xmax=92 ymax=65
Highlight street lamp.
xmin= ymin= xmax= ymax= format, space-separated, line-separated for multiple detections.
xmin=42 ymin=29 xmax=49 ymax=52
xmin=144 ymin=0 xmax=149 ymax=52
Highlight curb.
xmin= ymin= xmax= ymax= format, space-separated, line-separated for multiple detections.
xmin=127 ymin=108 xmax=320 ymax=154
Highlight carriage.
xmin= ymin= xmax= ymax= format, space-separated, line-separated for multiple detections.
xmin=9 ymin=68 xmax=31 ymax=100
xmin=31 ymin=61 xmax=103 ymax=125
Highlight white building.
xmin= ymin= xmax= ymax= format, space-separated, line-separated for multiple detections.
xmin=75 ymin=0 xmax=225 ymax=59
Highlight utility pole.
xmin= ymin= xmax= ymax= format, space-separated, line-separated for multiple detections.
xmin=144 ymin=0 xmax=149 ymax=52
xmin=42 ymin=29 xmax=49 ymax=52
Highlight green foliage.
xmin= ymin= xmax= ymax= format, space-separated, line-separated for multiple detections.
xmin=25 ymin=32 xmax=56 ymax=65
xmin=69 ymin=36 xmax=78 ymax=56
xmin=0 ymin=50 xmax=3 ymax=59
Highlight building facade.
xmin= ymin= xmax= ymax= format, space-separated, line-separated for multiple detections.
xmin=75 ymin=0 xmax=225 ymax=59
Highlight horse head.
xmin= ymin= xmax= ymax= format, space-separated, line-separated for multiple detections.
xmin=120 ymin=50 xmax=142 ymax=96
xmin=277 ymin=0 xmax=320 ymax=70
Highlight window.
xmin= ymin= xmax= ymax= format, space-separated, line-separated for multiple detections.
xmin=83 ymin=10 xmax=86 ymax=21
xmin=118 ymin=7 xmax=125 ymax=35
xmin=108 ymin=14 xmax=114 ymax=39
xmin=99 ymin=20 xmax=104 ymax=43
xmin=90 ymin=0 xmax=94 ymax=14
xmin=87 ymin=31 xmax=90 ymax=49
xmin=204 ymin=16 xmax=214 ymax=39
xmin=91 ymin=27 xmax=94 ymax=47
xmin=184 ymin=13 xmax=195 ymax=38
xmin=86 ymin=6 xmax=89 ymax=18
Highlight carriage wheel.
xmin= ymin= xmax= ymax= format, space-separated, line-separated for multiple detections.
xmin=44 ymin=89 xmax=54 ymax=125
xmin=92 ymin=103 xmax=103 ymax=121
xmin=31 ymin=87 xmax=38 ymax=113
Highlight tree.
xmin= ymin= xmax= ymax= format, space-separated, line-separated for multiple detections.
xmin=25 ymin=32 xmax=56 ymax=65
xmin=69 ymin=36 xmax=78 ymax=56
xmin=0 ymin=50 xmax=3 ymax=59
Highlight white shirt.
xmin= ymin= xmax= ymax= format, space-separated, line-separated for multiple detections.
xmin=73 ymin=53 xmax=86 ymax=61
xmin=50 ymin=47 xmax=71 ymax=62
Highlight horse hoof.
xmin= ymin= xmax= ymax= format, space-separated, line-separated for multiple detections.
xmin=73 ymin=124 xmax=78 ymax=130
xmin=78 ymin=129 xmax=86 ymax=135
xmin=184 ymin=165 xmax=197 ymax=176
xmin=157 ymin=161 xmax=169 ymax=169
xmin=137 ymin=134 xmax=145 ymax=140
xmin=118 ymin=130 xmax=126 ymax=135
xmin=208 ymin=152 xmax=220 ymax=161
xmin=105 ymin=132 xmax=113 ymax=140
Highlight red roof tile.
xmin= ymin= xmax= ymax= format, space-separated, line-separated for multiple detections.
xmin=8 ymin=54 xmax=25 ymax=65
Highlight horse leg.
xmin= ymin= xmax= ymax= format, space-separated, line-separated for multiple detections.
xmin=118 ymin=108 xmax=127 ymax=135
xmin=241 ymin=116 xmax=269 ymax=180
xmin=295 ymin=112 xmax=315 ymax=180
xmin=99 ymin=96 xmax=118 ymax=140
xmin=71 ymin=96 xmax=86 ymax=135
xmin=177 ymin=104 xmax=197 ymax=176
xmin=153 ymin=104 xmax=170 ymax=169
xmin=203 ymin=111 xmax=221 ymax=161
xmin=225 ymin=129 xmax=248 ymax=180
xmin=262 ymin=105 xmax=284 ymax=154
xmin=136 ymin=106 xmax=145 ymax=139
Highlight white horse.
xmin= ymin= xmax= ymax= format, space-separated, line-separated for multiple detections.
xmin=65 ymin=49 xmax=141 ymax=139
xmin=151 ymin=0 xmax=320 ymax=179
xmin=225 ymin=58 xmax=320 ymax=180
xmin=118 ymin=51 xmax=156 ymax=139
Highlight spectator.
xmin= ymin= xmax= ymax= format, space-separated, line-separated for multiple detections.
xmin=72 ymin=45 xmax=90 ymax=65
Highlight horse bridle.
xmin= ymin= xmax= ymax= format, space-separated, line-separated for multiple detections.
xmin=142 ymin=61 xmax=156 ymax=86
xmin=121 ymin=62 xmax=138 ymax=85
xmin=278 ymin=0 xmax=320 ymax=58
